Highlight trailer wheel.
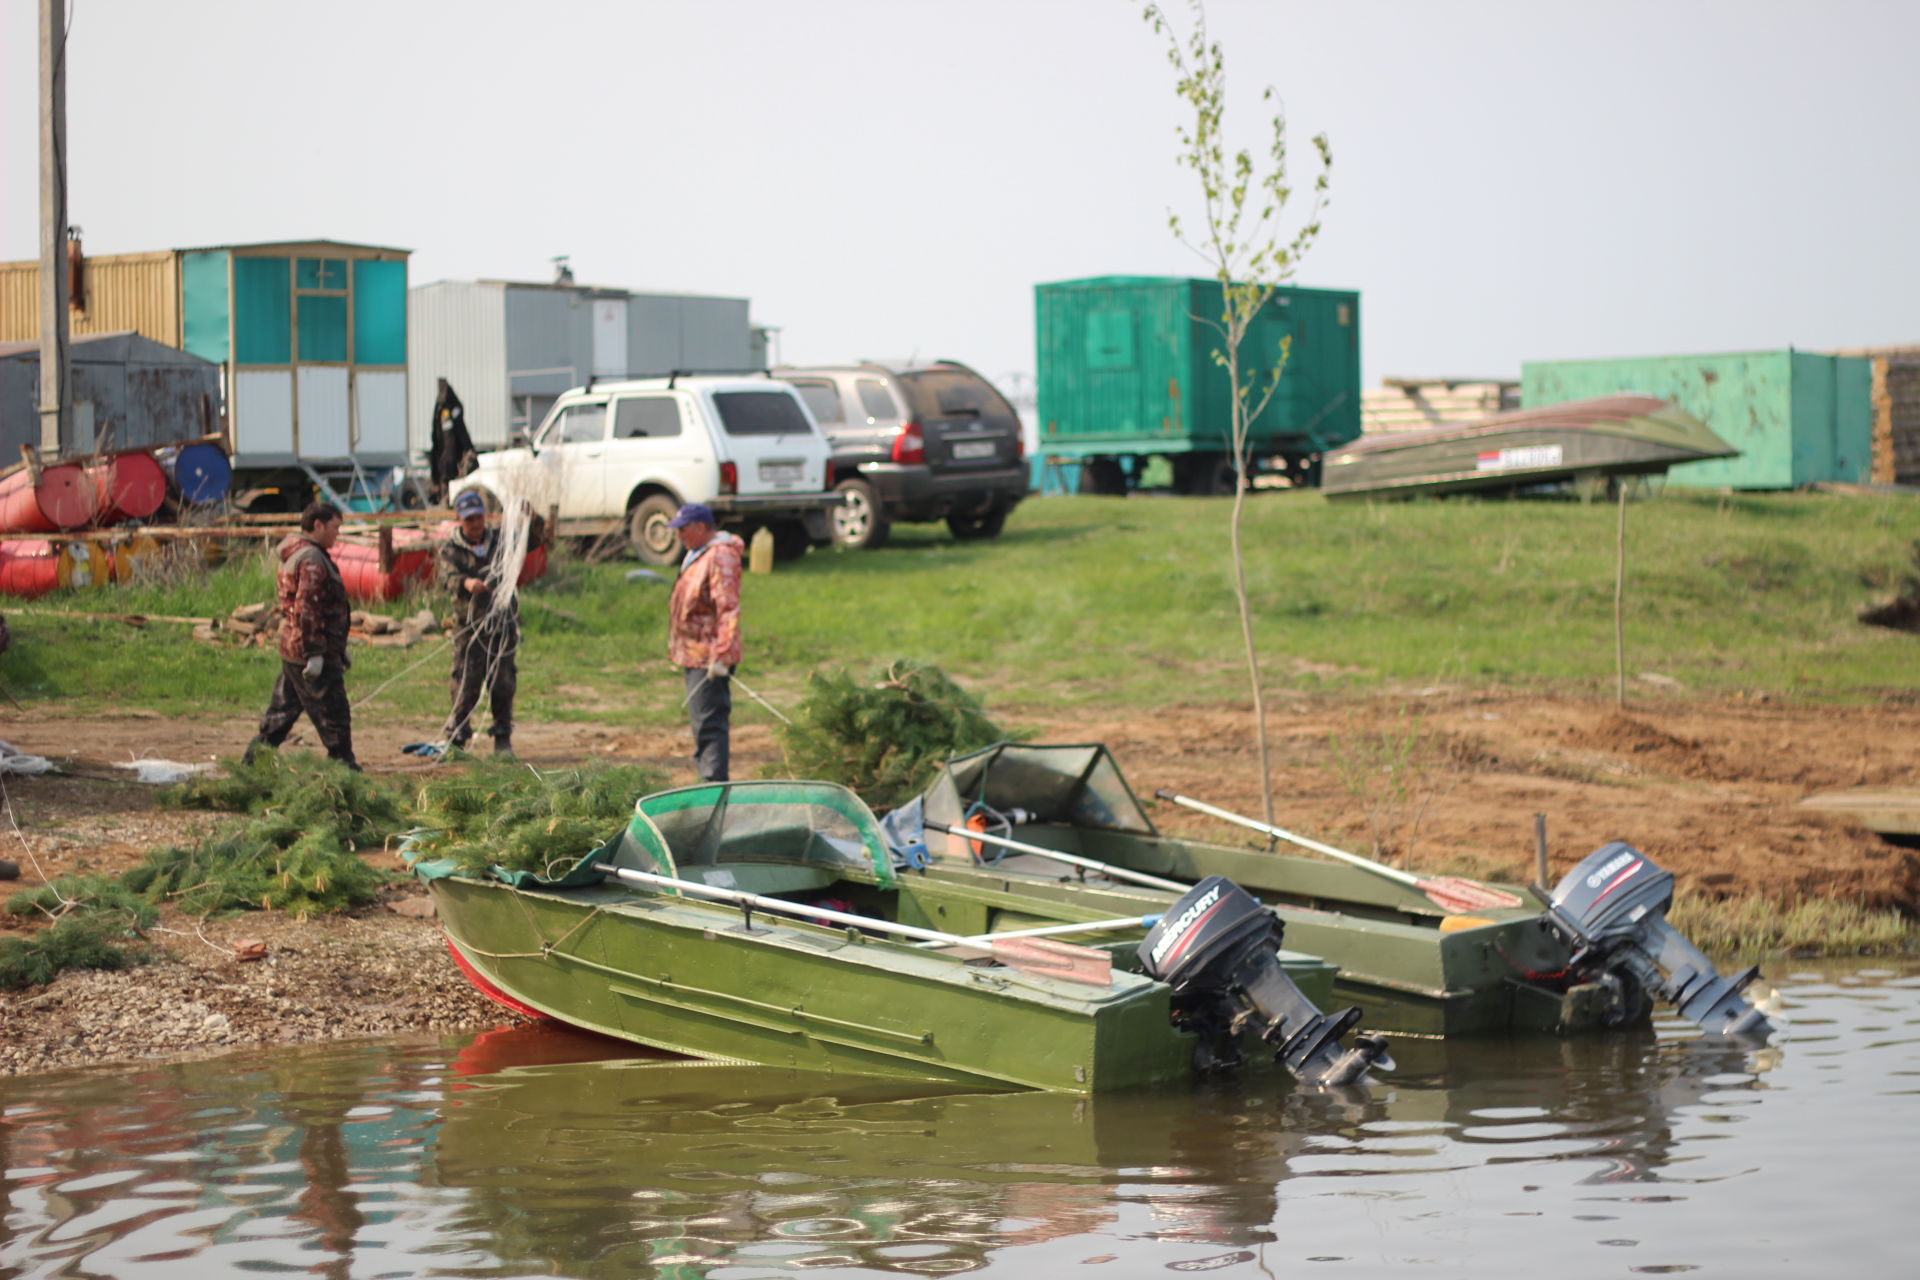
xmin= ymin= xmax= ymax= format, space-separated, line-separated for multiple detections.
xmin=1186 ymin=455 xmax=1239 ymax=496
xmin=1079 ymin=457 xmax=1126 ymax=495
xmin=627 ymin=494 xmax=683 ymax=565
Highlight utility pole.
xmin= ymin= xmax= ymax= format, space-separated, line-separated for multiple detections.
xmin=38 ymin=0 xmax=72 ymax=456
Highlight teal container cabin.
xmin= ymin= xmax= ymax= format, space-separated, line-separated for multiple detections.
xmin=1034 ymin=276 xmax=1361 ymax=494
xmin=1521 ymin=349 xmax=1872 ymax=490
xmin=179 ymin=239 xmax=411 ymax=470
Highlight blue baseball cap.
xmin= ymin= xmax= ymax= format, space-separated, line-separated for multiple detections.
xmin=454 ymin=490 xmax=486 ymax=517
xmin=667 ymin=502 xmax=715 ymax=528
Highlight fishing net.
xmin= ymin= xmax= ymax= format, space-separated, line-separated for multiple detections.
xmin=774 ymin=660 xmax=1012 ymax=810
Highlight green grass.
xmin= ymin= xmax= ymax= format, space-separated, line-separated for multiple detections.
xmin=4 ymin=489 xmax=1917 ymax=723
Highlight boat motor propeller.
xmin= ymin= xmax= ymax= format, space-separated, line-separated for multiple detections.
xmin=1138 ymin=876 xmax=1392 ymax=1087
xmin=1546 ymin=842 xmax=1774 ymax=1042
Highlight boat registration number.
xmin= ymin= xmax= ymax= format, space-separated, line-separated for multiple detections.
xmin=951 ymin=440 xmax=997 ymax=460
xmin=1476 ymin=444 xmax=1563 ymax=471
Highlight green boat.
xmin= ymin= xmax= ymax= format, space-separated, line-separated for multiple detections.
xmin=414 ymin=779 xmax=1388 ymax=1094
xmin=1320 ymin=395 xmax=1738 ymax=500
xmin=903 ymin=743 xmax=1773 ymax=1041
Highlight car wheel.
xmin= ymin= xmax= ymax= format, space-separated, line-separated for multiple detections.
xmin=831 ymin=477 xmax=891 ymax=550
xmin=946 ymin=506 xmax=1008 ymax=541
xmin=627 ymin=494 xmax=682 ymax=565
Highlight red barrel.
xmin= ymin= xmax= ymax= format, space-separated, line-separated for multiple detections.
xmin=329 ymin=540 xmax=434 ymax=603
xmin=0 ymin=541 xmax=59 ymax=598
xmin=89 ymin=452 xmax=168 ymax=524
xmin=0 ymin=464 xmax=93 ymax=533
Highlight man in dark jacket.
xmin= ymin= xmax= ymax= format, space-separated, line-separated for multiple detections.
xmin=247 ymin=501 xmax=359 ymax=769
xmin=437 ymin=488 xmax=519 ymax=755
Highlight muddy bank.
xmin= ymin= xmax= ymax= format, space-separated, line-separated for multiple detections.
xmin=2 ymin=690 xmax=1917 ymax=1078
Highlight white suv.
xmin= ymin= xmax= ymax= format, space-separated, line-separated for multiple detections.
xmin=452 ymin=374 xmax=840 ymax=564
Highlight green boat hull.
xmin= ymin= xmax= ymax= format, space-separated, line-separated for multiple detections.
xmin=431 ymin=875 xmax=1201 ymax=1094
xmin=425 ymin=801 xmax=1338 ymax=1094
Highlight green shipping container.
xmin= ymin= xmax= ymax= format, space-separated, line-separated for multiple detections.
xmin=1522 ymin=350 xmax=1872 ymax=490
xmin=1035 ymin=276 xmax=1361 ymax=494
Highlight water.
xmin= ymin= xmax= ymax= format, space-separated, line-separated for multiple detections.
xmin=3 ymin=958 xmax=1915 ymax=1279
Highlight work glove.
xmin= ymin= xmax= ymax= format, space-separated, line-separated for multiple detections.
xmin=303 ymin=655 xmax=324 ymax=680
xmin=707 ymin=661 xmax=731 ymax=680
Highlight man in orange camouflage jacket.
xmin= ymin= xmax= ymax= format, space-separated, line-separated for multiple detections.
xmin=247 ymin=501 xmax=359 ymax=770
xmin=666 ymin=503 xmax=742 ymax=782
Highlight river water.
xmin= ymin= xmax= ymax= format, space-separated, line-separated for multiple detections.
xmin=2 ymin=957 xmax=1914 ymax=1279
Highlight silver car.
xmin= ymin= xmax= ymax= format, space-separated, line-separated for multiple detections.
xmin=775 ymin=360 xmax=1029 ymax=549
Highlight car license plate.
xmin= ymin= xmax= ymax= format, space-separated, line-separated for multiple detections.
xmin=952 ymin=440 xmax=996 ymax=460
xmin=759 ymin=461 xmax=803 ymax=483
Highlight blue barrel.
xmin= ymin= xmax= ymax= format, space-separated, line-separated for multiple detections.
xmin=163 ymin=442 xmax=233 ymax=504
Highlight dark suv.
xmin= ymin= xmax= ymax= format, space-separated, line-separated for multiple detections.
xmin=775 ymin=360 xmax=1028 ymax=549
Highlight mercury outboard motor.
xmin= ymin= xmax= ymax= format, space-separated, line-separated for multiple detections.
xmin=1138 ymin=876 xmax=1391 ymax=1086
xmin=1547 ymin=842 xmax=1773 ymax=1042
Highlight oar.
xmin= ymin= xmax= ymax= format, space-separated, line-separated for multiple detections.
xmin=597 ymin=863 xmax=1112 ymax=985
xmin=1154 ymin=789 xmax=1524 ymax=913
xmin=915 ymin=913 xmax=1163 ymax=949
xmin=923 ymin=821 xmax=1190 ymax=893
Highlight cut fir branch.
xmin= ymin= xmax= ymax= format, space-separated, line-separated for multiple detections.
xmin=1144 ymin=0 xmax=1331 ymax=829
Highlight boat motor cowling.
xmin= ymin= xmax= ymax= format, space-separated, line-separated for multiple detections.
xmin=1548 ymin=842 xmax=1774 ymax=1042
xmin=1138 ymin=876 xmax=1391 ymax=1087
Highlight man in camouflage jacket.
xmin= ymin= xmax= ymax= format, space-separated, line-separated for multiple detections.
xmin=437 ymin=489 xmax=519 ymax=754
xmin=247 ymin=501 xmax=358 ymax=769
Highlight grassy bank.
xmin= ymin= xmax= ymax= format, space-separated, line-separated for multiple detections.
xmin=3 ymin=488 xmax=1915 ymax=723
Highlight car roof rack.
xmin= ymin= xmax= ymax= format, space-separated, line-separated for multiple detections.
xmin=586 ymin=369 xmax=774 ymax=389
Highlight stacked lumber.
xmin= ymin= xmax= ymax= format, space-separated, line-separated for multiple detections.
xmin=1360 ymin=379 xmax=1520 ymax=435
xmin=193 ymin=602 xmax=441 ymax=649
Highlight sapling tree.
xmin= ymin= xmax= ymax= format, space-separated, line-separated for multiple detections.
xmin=1144 ymin=0 xmax=1330 ymax=828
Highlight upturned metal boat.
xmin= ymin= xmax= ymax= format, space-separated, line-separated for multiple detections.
xmin=414 ymin=779 xmax=1389 ymax=1094
xmin=1320 ymin=395 xmax=1738 ymax=500
xmin=901 ymin=744 xmax=1773 ymax=1042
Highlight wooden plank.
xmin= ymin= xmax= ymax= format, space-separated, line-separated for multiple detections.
xmin=1800 ymin=787 xmax=1920 ymax=836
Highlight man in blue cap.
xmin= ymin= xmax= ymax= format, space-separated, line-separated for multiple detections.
xmin=435 ymin=488 xmax=520 ymax=756
xmin=666 ymin=502 xmax=743 ymax=781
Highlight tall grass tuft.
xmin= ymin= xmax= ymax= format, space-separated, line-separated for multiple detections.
xmin=1669 ymin=893 xmax=1914 ymax=957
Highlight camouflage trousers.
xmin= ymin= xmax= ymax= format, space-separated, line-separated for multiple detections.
xmin=683 ymin=667 xmax=731 ymax=782
xmin=442 ymin=617 xmax=518 ymax=747
xmin=254 ymin=658 xmax=356 ymax=767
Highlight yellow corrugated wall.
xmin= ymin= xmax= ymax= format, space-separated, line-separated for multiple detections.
xmin=0 ymin=252 xmax=182 ymax=345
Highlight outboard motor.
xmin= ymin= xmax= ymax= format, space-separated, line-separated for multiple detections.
xmin=1547 ymin=842 xmax=1774 ymax=1042
xmin=1138 ymin=876 xmax=1391 ymax=1087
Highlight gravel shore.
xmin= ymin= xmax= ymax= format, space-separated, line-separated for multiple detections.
xmin=0 ymin=897 xmax=508 ymax=1077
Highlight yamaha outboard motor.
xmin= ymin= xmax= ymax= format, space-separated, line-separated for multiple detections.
xmin=1138 ymin=876 xmax=1392 ymax=1086
xmin=1547 ymin=842 xmax=1774 ymax=1042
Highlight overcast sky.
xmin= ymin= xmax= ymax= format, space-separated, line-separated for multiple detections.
xmin=5 ymin=0 xmax=1916 ymax=392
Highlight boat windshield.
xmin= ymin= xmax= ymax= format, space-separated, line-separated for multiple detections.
xmin=923 ymin=743 xmax=1157 ymax=835
xmin=630 ymin=781 xmax=896 ymax=887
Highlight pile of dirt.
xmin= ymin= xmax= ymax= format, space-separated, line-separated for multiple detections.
xmin=1564 ymin=711 xmax=1726 ymax=780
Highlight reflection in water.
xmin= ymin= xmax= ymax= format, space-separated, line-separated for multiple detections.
xmin=1 ymin=961 xmax=1915 ymax=1277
